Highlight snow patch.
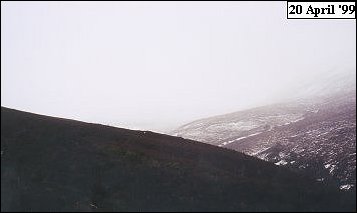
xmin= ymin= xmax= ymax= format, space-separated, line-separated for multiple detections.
xmin=279 ymin=152 xmax=287 ymax=158
xmin=275 ymin=160 xmax=288 ymax=166
xmin=219 ymin=132 xmax=262 ymax=146
xmin=340 ymin=184 xmax=354 ymax=191
xmin=324 ymin=164 xmax=331 ymax=169
xmin=324 ymin=164 xmax=336 ymax=174
xmin=255 ymin=152 xmax=270 ymax=161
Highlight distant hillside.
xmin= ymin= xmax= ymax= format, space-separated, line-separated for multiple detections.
xmin=1 ymin=107 xmax=355 ymax=212
xmin=172 ymin=90 xmax=356 ymax=192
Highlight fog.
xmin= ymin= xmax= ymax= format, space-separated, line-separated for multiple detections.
xmin=1 ymin=2 xmax=356 ymax=132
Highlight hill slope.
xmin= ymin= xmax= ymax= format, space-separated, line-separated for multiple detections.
xmin=172 ymin=91 xmax=356 ymax=191
xmin=1 ymin=107 xmax=355 ymax=211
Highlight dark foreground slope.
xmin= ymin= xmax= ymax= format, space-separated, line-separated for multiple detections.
xmin=1 ymin=107 xmax=355 ymax=212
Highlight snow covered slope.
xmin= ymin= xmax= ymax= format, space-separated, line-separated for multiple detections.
xmin=172 ymin=89 xmax=356 ymax=191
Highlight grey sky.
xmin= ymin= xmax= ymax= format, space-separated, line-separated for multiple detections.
xmin=1 ymin=2 xmax=356 ymax=132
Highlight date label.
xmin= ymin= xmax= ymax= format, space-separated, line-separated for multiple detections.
xmin=287 ymin=2 xmax=355 ymax=19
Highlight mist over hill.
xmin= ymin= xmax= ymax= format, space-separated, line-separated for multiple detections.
xmin=172 ymin=71 xmax=356 ymax=192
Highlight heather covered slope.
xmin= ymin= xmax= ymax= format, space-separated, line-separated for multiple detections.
xmin=227 ymin=91 xmax=356 ymax=190
xmin=172 ymin=90 xmax=356 ymax=191
xmin=1 ymin=107 xmax=355 ymax=211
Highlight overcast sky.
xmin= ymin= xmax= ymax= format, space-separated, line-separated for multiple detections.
xmin=1 ymin=2 xmax=356 ymax=132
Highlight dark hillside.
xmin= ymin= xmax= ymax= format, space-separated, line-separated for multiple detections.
xmin=1 ymin=107 xmax=355 ymax=211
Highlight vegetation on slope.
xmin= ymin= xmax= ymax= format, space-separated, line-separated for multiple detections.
xmin=1 ymin=107 xmax=355 ymax=211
